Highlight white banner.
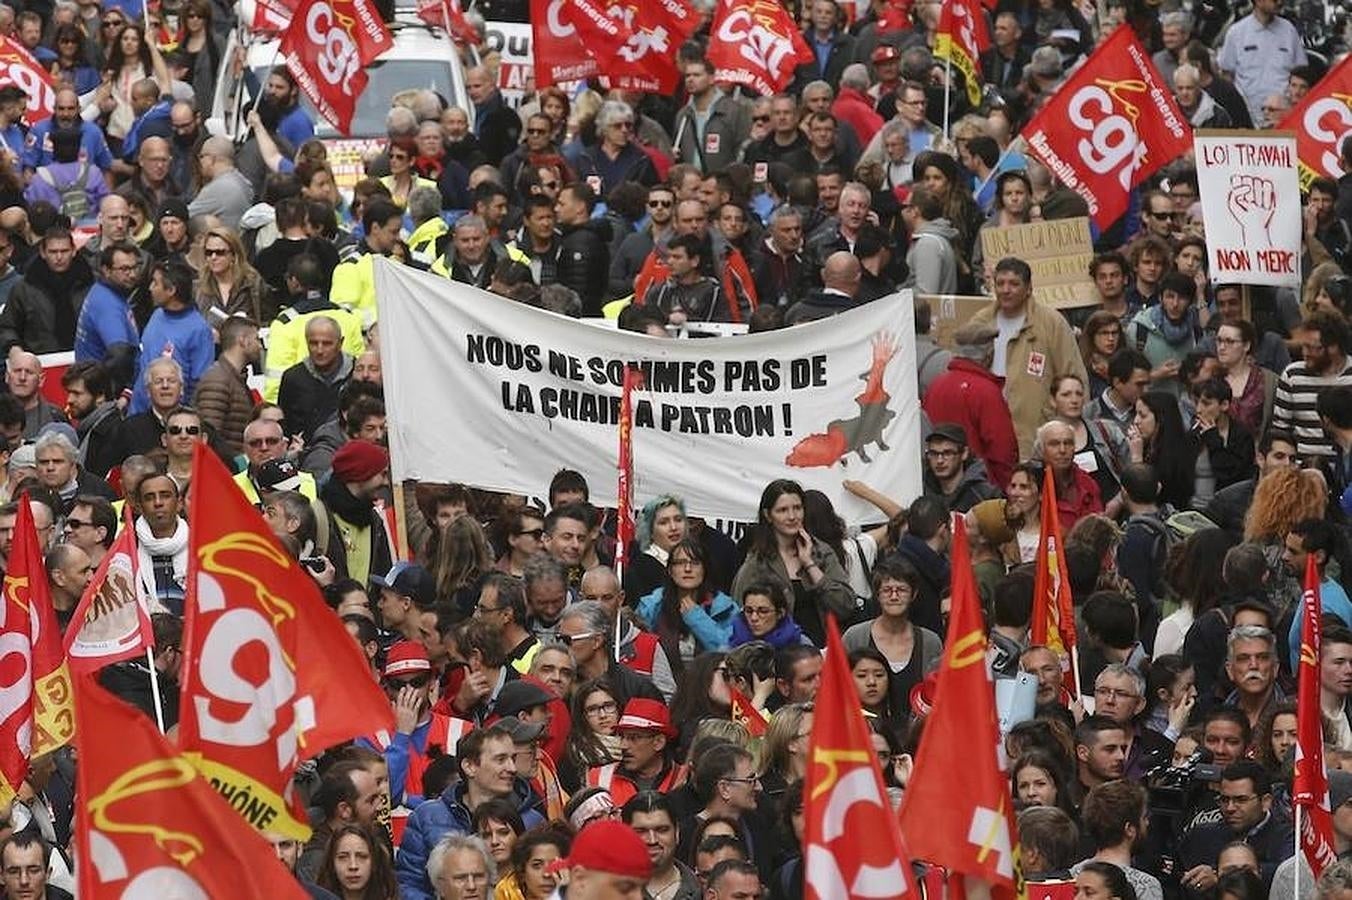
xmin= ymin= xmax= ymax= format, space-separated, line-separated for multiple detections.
xmin=1195 ymin=130 xmax=1301 ymax=286
xmin=375 ymin=261 xmax=922 ymax=525
xmin=482 ymin=21 xmax=533 ymax=107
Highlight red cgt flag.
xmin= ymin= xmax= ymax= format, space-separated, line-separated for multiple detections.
xmin=803 ymin=614 xmax=919 ymax=900
xmin=531 ymin=0 xmax=600 ymax=87
xmin=1294 ymin=553 xmax=1337 ymax=877
xmin=177 ymin=443 xmax=394 ymax=839
xmin=936 ymin=0 xmax=989 ymax=106
xmin=63 ymin=523 xmax=153 ymax=674
xmin=0 ymin=495 xmax=74 ymax=807
xmin=1030 ymin=466 xmax=1078 ymax=698
xmin=1021 ymin=26 xmax=1191 ymax=229
xmin=281 ymin=0 xmax=392 ymax=135
xmin=415 ymin=0 xmax=480 ymax=44
xmin=252 ymin=0 xmax=295 ymax=30
xmin=1277 ymin=53 xmax=1352 ymax=192
xmin=899 ymin=515 xmax=1022 ymax=899
xmin=604 ymin=0 xmax=700 ymax=94
xmin=728 ymin=686 xmax=768 ymax=737
xmin=0 ymin=36 xmax=54 ymax=125
xmin=74 ymin=674 xmax=312 ymax=900
xmin=706 ymin=0 xmax=813 ymax=97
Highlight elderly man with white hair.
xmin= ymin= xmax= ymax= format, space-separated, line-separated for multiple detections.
xmin=575 ymin=100 xmax=658 ymax=196
xmin=34 ymin=427 xmax=115 ymax=510
xmin=832 ymin=62 xmax=884 ymax=146
xmin=1036 ymin=418 xmax=1104 ymax=529
xmin=1173 ymin=64 xmax=1231 ymax=129
xmin=427 ymin=834 xmax=496 ymax=900
xmin=465 ymin=65 xmax=521 ymax=165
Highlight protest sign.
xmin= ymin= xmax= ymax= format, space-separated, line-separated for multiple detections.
xmin=483 ymin=21 xmax=534 ymax=105
xmin=1195 ymin=130 xmax=1301 ymax=287
xmin=375 ymin=261 xmax=922 ymax=525
xmin=978 ymin=218 xmax=1096 ymax=308
xmin=921 ymin=294 xmax=990 ymax=349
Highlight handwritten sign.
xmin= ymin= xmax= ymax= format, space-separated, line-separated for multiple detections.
xmin=978 ymin=218 xmax=1096 ymax=309
xmin=1195 ymin=129 xmax=1301 ymax=287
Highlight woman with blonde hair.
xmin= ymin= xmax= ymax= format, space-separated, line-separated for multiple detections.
xmin=196 ymin=226 xmax=269 ymax=323
xmin=760 ymin=702 xmax=812 ymax=790
xmin=1244 ymin=466 xmax=1328 ymax=544
xmin=429 ymin=515 xmax=494 ymax=611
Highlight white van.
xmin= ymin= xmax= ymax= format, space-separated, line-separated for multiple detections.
xmin=208 ymin=7 xmax=471 ymax=192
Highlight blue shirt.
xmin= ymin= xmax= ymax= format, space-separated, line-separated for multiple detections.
xmin=120 ymin=99 xmax=173 ymax=163
xmin=131 ymin=306 xmax=214 ymax=414
xmin=1289 ymin=577 xmax=1352 ymax=666
xmin=277 ymin=105 xmax=314 ymax=152
xmin=74 ymin=281 xmax=139 ymax=365
xmin=812 ymin=31 xmax=836 ymax=76
xmin=0 ymin=123 xmax=23 ymax=160
xmin=23 ymin=118 xmax=114 ymax=171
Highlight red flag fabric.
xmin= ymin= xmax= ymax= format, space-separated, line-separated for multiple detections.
xmin=615 ymin=366 xmax=640 ymax=575
xmin=281 ymin=0 xmax=392 ymax=135
xmin=899 ymin=515 xmax=1022 ymax=899
xmin=415 ymin=0 xmax=480 ymax=43
xmin=803 ymin=613 xmax=919 ymax=900
xmin=936 ymin=0 xmax=989 ymax=106
xmin=0 ymin=496 xmax=74 ymax=806
xmin=604 ymin=0 xmax=700 ymax=93
xmin=1294 ymin=553 xmax=1337 ymax=877
xmin=531 ymin=0 xmax=600 ymax=86
xmin=706 ymin=0 xmax=814 ymax=97
xmin=875 ymin=0 xmax=912 ymax=34
xmin=74 ymin=674 xmax=312 ymax=900
xmin=631 ymin=250 xmax=669 ymax=305
xmin=557 ymin=0 xmax=651 ymax=85
xmin=1277 ymin=54 xmax=1352 ymax=192
xmin=178 ymin=443 xmax=394 ymax=839
xmin=0 ymin=36 xmax=54 ymax=125
xmin=63 ymin=525 xmax=153 ymax=674
xmin=728 ymin=686 xmax=768 ymax=737
xmin=1030 ymin=466 xmax=1078 ymax=697
xmin=1021 ymin=26 xmax=1191 ymax=229
xmin=252 ymin=0 xmax=295 ymax=30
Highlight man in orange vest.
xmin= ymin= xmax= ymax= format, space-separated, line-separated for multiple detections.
xmin=586 ymin=698 xmax=686 ymax=807
xmin=358 ymin=640 xmax=475 ymax=807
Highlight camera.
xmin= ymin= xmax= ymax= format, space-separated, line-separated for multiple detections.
xmin=1144 ymin=748 xmax=1222 ymax=816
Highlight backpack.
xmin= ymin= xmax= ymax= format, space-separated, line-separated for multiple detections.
xmin=1126 ymin=509 xmax=1218 ymax=600
xmin=38 ymin=162 xmax=90 ymax=222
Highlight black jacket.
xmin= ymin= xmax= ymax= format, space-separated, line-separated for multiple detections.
xmin=278 ymin=355 xmax=354 ymax=442
xmin=474 ymin=92 xmax=522 ymax=166
xmin=75 ymin=399 xmax=124 ymax=479
xmin=99 ymin=658 xmax=180 ymax=731
xmin=0 ymin=256 xmax=95 ymax=353
xmin=557 ymin=219 xmax=612 ymax=316
xmin=750 ymin=241 xmax=810 ymax=309
xmin=785 ymin=289 xmax=857 ymax=324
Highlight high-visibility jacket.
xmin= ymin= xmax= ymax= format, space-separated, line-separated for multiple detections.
xmin=262 ymin=298 xmax=365 ymax=402
xmin=232 ymin=468 xmax=318 ymax=505
xmin=365 ymin=712 xmax=475 ymax=805
xmin=585 ymin=760 xmax=686 ymax=807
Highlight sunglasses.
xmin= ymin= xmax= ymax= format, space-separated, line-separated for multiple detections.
xmin=648 ymin=199 xmax=672 ymax=208
xmin=247 ymin=436 xmax=283 ymax=448
xmin=384 ymin=675 xmax=431 ymax=690
xmin=559 ymin=631 xmax=598 ymax=646
xmin=167 ymin=424 xmax=201 ymax=435
xmin=203 ymin=247 xmax=231 ymax=257
xmin=515 ymin=528 xmax=544 ymax=538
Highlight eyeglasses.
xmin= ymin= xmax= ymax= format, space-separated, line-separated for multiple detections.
xmin=109 ymin=263 xmax=139 ymax=273
xmin=648 ymin=199 xmax=673 ymax=208
xmin=924 ymin=448 xmax=959 ymax=459
xmin=167 ymin=424 xmax=201 ymax=435
xmin=743 ymin=605 xmax=777 ymax=618
xmin=203 ymin=247 xmax=231 ymax=257
xmin=877 ymin=584 xmax=912 ymax=598
xmin=515 ymin=528 xmax=544 ymax=538
xmin=584 ymin=700 xmax=619 ymax=717
xmin=247 ymin=436 xmax=284 ymax=448
xmin=721 ymin=774 xmax=760 ymax=785
xmin=102 ymin=18 xmax=124 ymax=26
xmin=1093 ymin=686 xmax=1139 ymax=701
xmin=1215 ymin=336 xmax=1243 ymax=345
xmin=185 ymin=10 xmax=205 ymax=17
xmin=559 ymin=631 xmax=598 ymax=646
xmin=671 ymin=557 xmax=702 ymax=568
xmin=474 ymin=602 xmax=506 ymax=614
xmin=64 ymin=518 xmax=91 ymax=530
xmin=612 ymin=121 xmax=634 ymax=130
xmin=385 ymin=675 xmax=431 ymax=690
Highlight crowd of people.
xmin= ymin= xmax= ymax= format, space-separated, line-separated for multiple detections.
xmin=0 ymin=0 xmax=1349 ymax=896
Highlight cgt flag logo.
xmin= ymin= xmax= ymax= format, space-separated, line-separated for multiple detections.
xmin=1021 ymin=26 xmax=1190 ymax=229
xmin=1277 ymin=53 xmax=1352 ymax=191
xmin=281 ymin=0 xmax=391 ymax=135
xmin=606 ymin=0 xmax=698 ymax=93
xmin=706 ymin=0 xmax=813 ymax=96
xmin=531 ymin=0 xmax=600 ymax=86
xmin=0 ymin=37 xmax=53 ymax=125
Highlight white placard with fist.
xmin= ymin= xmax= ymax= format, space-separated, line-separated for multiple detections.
xmin=1196 ymin=130 xmax=1301 ymax=286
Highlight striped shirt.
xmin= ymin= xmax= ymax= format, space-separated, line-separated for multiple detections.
xmin=1271 ymin=358 xmax=1352 ymax=458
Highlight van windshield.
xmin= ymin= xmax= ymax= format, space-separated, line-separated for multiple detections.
xmin=252 ymin=58 xmax=456 ymax=137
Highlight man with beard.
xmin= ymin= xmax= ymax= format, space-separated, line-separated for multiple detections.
xmin=0 ymin=227 xmax=93 ymax=353
xmin=21 ymin=87 xmax=113 ymax=174
xmin=313 ymin=439 xmax=393 ymax=588
xmin=1073 ymin=782 xmax=1164 ymax=900
xmin=1178 ymin=760 xmax=1293 ymax=893
xmin=193 ymin=316 xmax=260 ymax=457
xmin=1072 ymin=716 xmax=1129 ymax=807
xmin=60 ymin=362 xmax=122 ymax=479
xmin=624 ymin=793 xmax=700 ymax=900
xmin=264 ymin=67 xmax=315 ymax=150
xmin=166 ymin=102 xmax=205 ymax=192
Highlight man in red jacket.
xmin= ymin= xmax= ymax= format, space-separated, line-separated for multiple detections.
xmin=831 ymin=64 xmax=884 ymax=147
xmin=922 ymin=322 xmax=1019 ymax=489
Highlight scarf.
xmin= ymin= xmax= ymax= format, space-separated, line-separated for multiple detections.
xmin=135 ymin=516 xmax=189 ymax=611
xmin=1147 ymin=303 xmax=1197 ymax=346
xmin=320 ymin=476 xmax=373 ymax=525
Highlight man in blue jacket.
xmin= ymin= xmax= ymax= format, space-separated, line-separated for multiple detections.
xmin=395 ymin=720 xmax=545 ymax=900
xmin=130 ymin=260 xmax=212 ymax=414
xmin=73 ymin=240 xmax=141 ymax=392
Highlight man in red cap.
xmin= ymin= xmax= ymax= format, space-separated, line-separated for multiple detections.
xmin=357 ymin=640 xmax=476 ymax=808
xmin=549 ymin=819 xmax=652 ymax=900
xmin=313 ymin=438 xmax=392 ymax=588
xmin=585 ymin=699 xmax=685 ymax=807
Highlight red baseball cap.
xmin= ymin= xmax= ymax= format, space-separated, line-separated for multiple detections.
xmin=384 ymin=641 xmax=432 ymax=679
xmin=615 ymin=698 xmax=678 ymax=738
xmin=560 ymin=820 xmax=652 ymax=880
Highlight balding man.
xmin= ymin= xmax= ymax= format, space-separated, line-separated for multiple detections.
xmin=465 ymin=66 xmax=520 ymax=166
xmin=127 ymin=136 xmax=181 ymax=209
xmin=786 ymin=251 xmax=861 ymax=323
xmin=6 ymin=350 xmax=66 ymax=437
xmin=1038 ymin=419 xmax=1104 ymax=530
xmin=188 ymin=136 xmax=253 ymax=228
xmin=79 ymin=194 xmax=132 ymax=269
xmin=118 ymin=72 xmax=174 ymax=172
xmin=46 ymin=543 xmax=92 ymax=632
xmin=278 ymin=316 xmax=354 ymax=442
xmin=22 ymin=87 xmax=114 ymax=172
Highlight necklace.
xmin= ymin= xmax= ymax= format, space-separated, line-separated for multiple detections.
xmin=648 ymin=871 xmax=682 ymax=900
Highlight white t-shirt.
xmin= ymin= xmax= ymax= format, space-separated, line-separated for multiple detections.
xmin=993 ymin=311 xmax=1026 ymax=376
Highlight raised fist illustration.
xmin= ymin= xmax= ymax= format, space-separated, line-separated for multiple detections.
xmin=1226 ymin=173 xmax=1277 ymax=246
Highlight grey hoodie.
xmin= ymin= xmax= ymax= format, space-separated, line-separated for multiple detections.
xmin=905 ymin=217 xmax=959 ymax=295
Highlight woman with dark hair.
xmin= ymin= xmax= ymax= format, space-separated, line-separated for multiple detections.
xmin=175 ymin=0 xmax=221 ymax=106
xmin=1050 ymin=373 xmax=1129 ymax=502
xmin=841 ymin=555 xmax=942 ymax=722
xmin=802 ymin=488 xmax=892 ymax=601
xmin=912 ymin=150 xmax=983 ymax=256
xmin=1003 ymin=462 xmax=1044 ymax=564
xmin=669 ymin=652 xmax=731 ymax=753
xmin=973 ymin=170 xmax=1033 ymax=276
xmin=637 ymin=538 xmax=736 ymax=667
xmin=1214 ymin=869 xmax=1265 ymax=900
xmin=495 ymin=827 xmax=571 ymax=900
xmin=729 ymin=580 xmax=809 ymax=649
xmin=1142 ymin=654 xmax=1195 ymax=740
xmin=1011 ymin=749 xmax=1077 ymax=820
xmin=315 ymin=824 xmax=398 ymax=900
xmin=560 ymin=679 xmax=621 ymax=792
xmin=1214 ymin=319 xmax=1274 ymax=437
xmin=1156 ymin=529 xmax=1239 ymax=656
xmin=1255 ymin=700 xmax=1298 ymax=776
xmin=102 ymin=23 xmax=154 ymax=144
xmin=770 ymin=778 xmax=806 ymax=900
xmin=51 ymin=24 xmax=100 ymax=94
xmin=473 ymin=799 xmax=526 ymax=881
xmin=1129 ymin=390 xmax=1197 ymax=511
xmin=732 ymin=479 xmax=855 ymax=646
xmin=1075 ymin=860 xmax=1138 ymax=900
xmin=428 ymin=515 xmax=494 ymax=614
xmin=849 ymin=646 xmax=892 ymax=720
xmin=1080 ymin=311 xmax=1124 ymax=400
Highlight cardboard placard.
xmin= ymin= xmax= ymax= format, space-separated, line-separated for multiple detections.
xmin=920 ymin=293 xmax=991 ymax=349
xmin=978 ymin=217 xmax=1097 ymax=309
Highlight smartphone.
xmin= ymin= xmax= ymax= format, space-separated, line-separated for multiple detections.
xmin=300 ymin=556 xmax=327 ymax=574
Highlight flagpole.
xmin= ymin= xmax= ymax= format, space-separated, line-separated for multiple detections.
xmin=144 ymin=645 xmax=166 ymax=734
xmin=1296 ymin=804 xmax=1303 ymax=899
xmin=941 ymin=52 xmax=952 ymax=139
